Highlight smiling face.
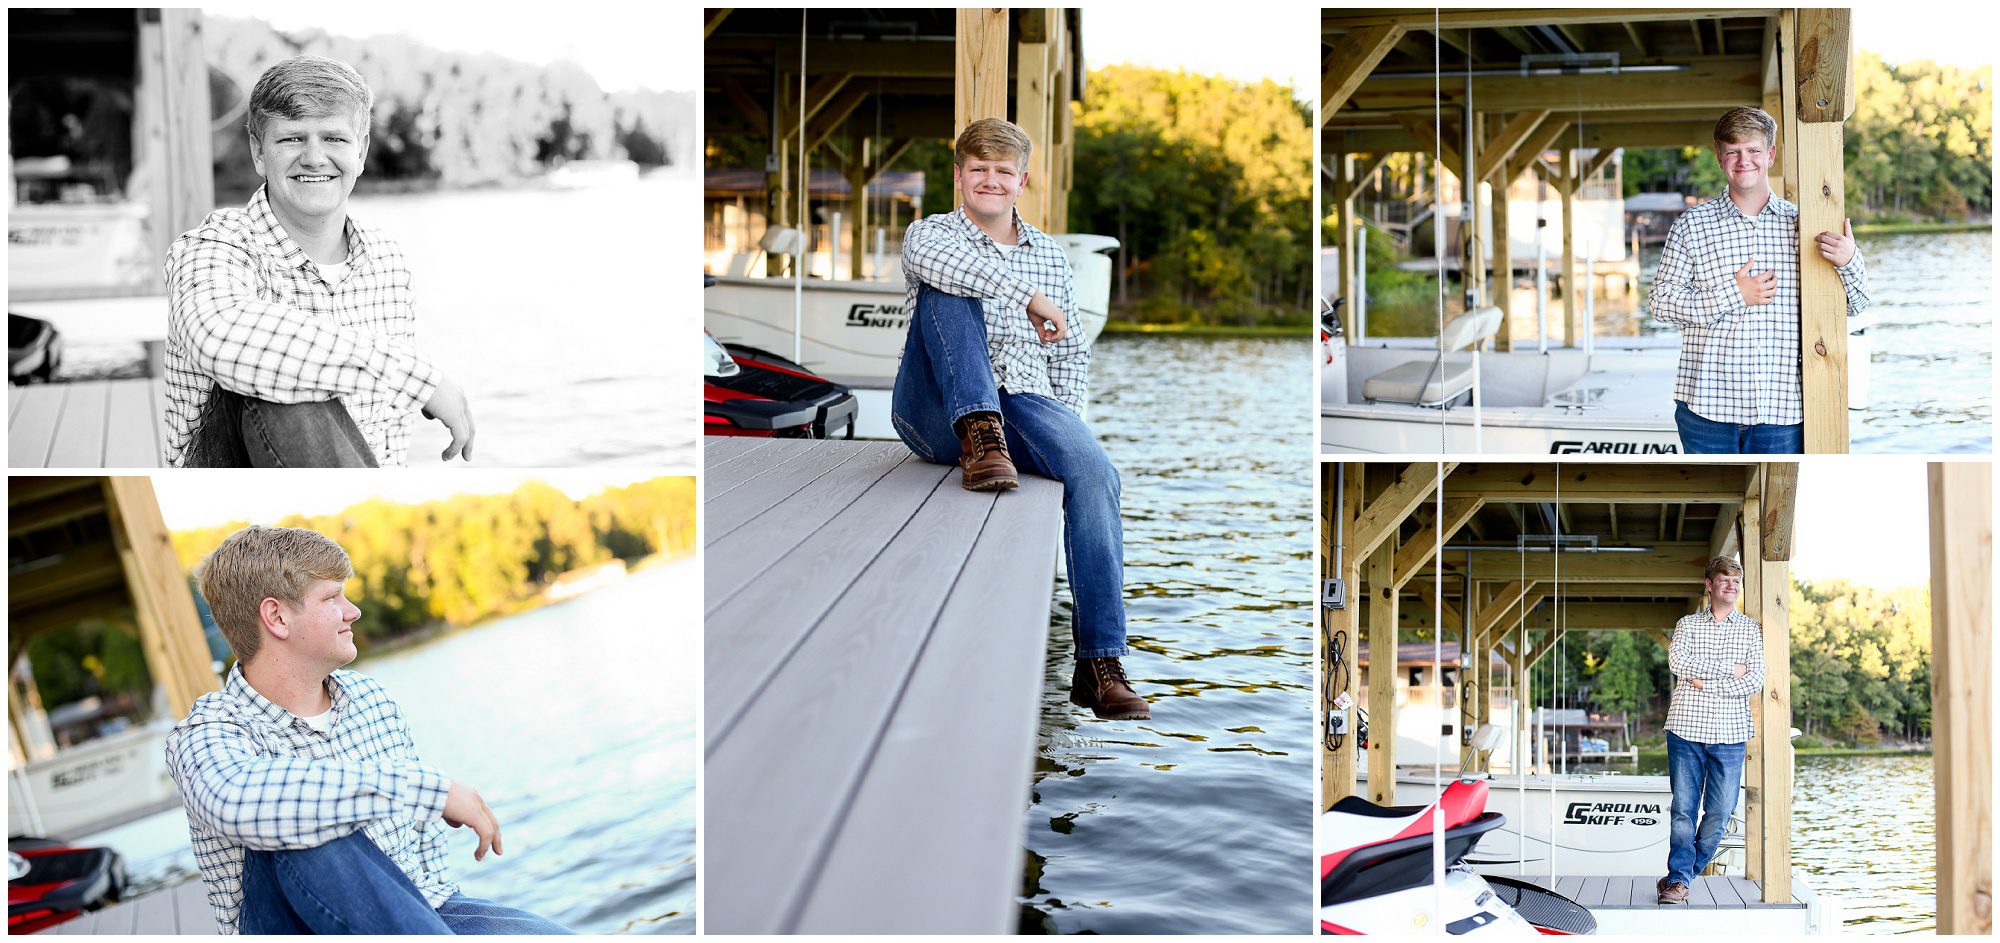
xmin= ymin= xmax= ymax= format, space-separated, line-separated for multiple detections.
xmin=1707 ymin=569 xmax=1743 ymax=610
xmin=1714 ymin=135 xmax=1772 ymax=197
xmin=251 ymin=111 xmax=368 ymax=227
xmin=272 ymin=578 xmax=362 ymax=672
xmin=954 ymin=156 xmax=1027 ymax=224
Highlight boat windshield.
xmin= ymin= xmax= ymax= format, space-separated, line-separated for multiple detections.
xmin=704 ymin=333 xmax=740 ymax=378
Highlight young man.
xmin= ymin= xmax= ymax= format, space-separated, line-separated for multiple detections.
xmin=1649 ymin=106 xmax=1872 ymax=453
xmin=1657 ymin=556 xmax=1765 ymax=904
xmin=893 ymin=117 xmax=1148 ymax=721
xmin=166 ymin=525 xmax=568 ymax=934
xmin=164 ymin=55 xmax=474 ymax=467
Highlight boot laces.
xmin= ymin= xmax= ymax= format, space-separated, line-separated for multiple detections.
xmin=968 ymin=420 xmax=1007 ymax=456
xmin=1092 ymin=657 xmax=1130 ymax=691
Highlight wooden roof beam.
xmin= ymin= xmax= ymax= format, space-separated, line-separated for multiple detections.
xmin=1419 ymin=544 xmax=1712 ymax=583
xmin=1352 ymin=58 xmax=1760 ymax=112
xmin=1623 ymin=22 xmax=1648 ymax=57
xmin=1445 ymin=464 xmax=1751 ymax=503
xmin=1327 ymin=10 xmax=1772 ymax=31
xmin=1476 ymin=109 xmax=1550 ymax=183
xmin=1393 ymin=497 xmax=1487 ymax=590
xmin=705 ymin=8 xmax=732 ymax=40
xmin=1352 ymin=462 xmax=1455 ymax=562
xmin=1322 ymin=23 xmax=1408 ymax=124
xmin=1505 ymin=118 xmax=1572 ymax=182
xmin=1395 ymin=115 xmax=1464 ymax=177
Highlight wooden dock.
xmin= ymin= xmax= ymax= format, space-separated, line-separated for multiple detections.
xmin=9 ymin=378 xmax=166 ymax=468
xmin=1575 ymin=871 xmax=1827 ymax=936
xmin=703 ymin=437 xmax=1064 ymax=934
xmin=37 ymin=881 xmax=213 ymax=934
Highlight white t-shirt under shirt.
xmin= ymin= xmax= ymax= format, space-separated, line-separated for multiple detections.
xmin=316 ymin=258 xmax=351 ymax=285
xmin=296 ymin=708 xmax=334 ymax=734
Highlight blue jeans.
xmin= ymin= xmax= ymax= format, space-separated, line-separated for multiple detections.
xmin=185 ymin=385 xmax=377 ymax=467
xmin=1665 ymin=729 xmax=1746 ymax=885
xmin=892 ymin=285 xmax=1129 ymax=658
xmin=238 ymin=830 xmax=571 ymax=934
xmin=1673 ymin=400 xmax=1803 ymax=454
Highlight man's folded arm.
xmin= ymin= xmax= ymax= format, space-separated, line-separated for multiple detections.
xmin=166 ymin=234 xmax=439 ymax=411
xmin=1666 ymin=628 xmax=1734 ymax=683
xmin=1712 ymin=632 xmax=1767 ymax=697
xmin=166 ymin=720 xmax=451 ymax=851
xmin=1648 ymin=221 xmax=1738 ymax=329
xmin=1834 ymin=251 xmax=1872 ymax=317
xmin=1048 ymin=265 xmax=1090 ymax=411
xmin=901 ymin=218 xmax=1036 ymax=312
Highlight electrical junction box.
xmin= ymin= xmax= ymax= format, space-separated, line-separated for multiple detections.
xmin=1323 ymin=578 xmax=1346 ymax=609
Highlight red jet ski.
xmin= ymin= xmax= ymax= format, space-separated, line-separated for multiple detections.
xmin=1320 ymin=778 xmax=1596 ymax=935
xmin=8 ymin=838 xmax=126 ymax=934
xmin=704 ymin=276 xmax=857 ymax=439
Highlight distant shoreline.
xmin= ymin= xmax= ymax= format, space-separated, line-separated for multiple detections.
xmin=1854 ymin=221 xmax=1991 ymax=235
xmin=1101 ymin=322 xmax=1307 ymax=338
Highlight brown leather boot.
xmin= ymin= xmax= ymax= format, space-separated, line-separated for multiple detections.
xmin=1070 ymin=657 xmax=1150 ymax=720
xmin=956 ymin=412 xmax=1018 ymax=492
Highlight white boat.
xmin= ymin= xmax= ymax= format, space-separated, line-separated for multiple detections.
xmin=1321 ymin=328 xmax=1683 ymax=455
xmin=7 ymin=718 xmax=181 ymax=839
xmin=705 ymin=232 xmax=1119 ymax=440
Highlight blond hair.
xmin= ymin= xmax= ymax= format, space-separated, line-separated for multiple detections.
xmin=1711 ymin=106 xmax=1776 ymax=154
xmin=247 ymin=54 xmax=373 ymax=141
xmin=1705 ymin=556 xmax=1745 ymax=582
xmin=954 ymin=117 xmax=1032 ymax=167
xmin=195 ymin=525 xmax=354 ymax=663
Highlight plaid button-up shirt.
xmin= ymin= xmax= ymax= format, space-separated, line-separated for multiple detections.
xmin=901 ymin=207 xmax=1090 ymax=413
xmin=1649 ymin=192 xmax=1871 ymax=425
xmin=164 ymin=187 xmax=440 ymax=466
xmin=165 ymin=665 xmax=456 ymax=933
xmin=1664 ymin=607 xmax=1766 ymax=744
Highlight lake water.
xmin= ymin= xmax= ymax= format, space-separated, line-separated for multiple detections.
xmin=353 ymin=175 xmax=696 ymax=469
xmin=1623 ymin=750 xmax=1936 ymax=933
xmin=73 ymin=560 xmax=699 ymax=934
xmin=1020 ymin=335 xmax=1316 ymax=934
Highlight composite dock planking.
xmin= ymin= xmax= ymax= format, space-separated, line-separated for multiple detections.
xmin=8 ymin=378 xmax=166 ymax=468
xmin=39 ymin=880 xmax=212 ymax=934
xmin=703 ymin=437 xmax=1065 ymax=933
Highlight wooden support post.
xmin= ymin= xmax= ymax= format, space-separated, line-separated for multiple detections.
xmin=102 ymin=478 xmax=219 ymax=718
xmin=1366 ymin=540 xmax=1399 ymax=805
xmin=1050 ymin=11 xmax=1073 ymax=233
xmin=1492 ymin=171 xmax=1514 ymax=350
xmin=1740 ymin=480 xmax=1764 ymax=881
xmin=136 ymin=9 xmax=216 ymax=273
xmin=1013 ymin=9 xmax=1055 ymax=232
xmin=1467 ymin=114 xmax=1485 ymax=307
xmin=1792 ymin=9 xmax=1853 ymax=452
xmin=1558 ymin=148 xmax=1578 ymax=347
xmin=1753 ymin=468 xmax=1794 ymax=901
xmin=1336 ymin=154 xmax=1368 ymax=341
xmin=954 ymin=9 xmax=1009 ymax=209
xmin=1511 ymin=622 xmax=1528 ymax=772
xmin=1323 ymin=465 xmax=1365 ymax=809
xmin=1930 ymin=463 xmax=1992 ymax=934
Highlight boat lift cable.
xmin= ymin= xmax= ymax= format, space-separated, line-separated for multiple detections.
xmin=1515 ymin=525 xmax=1526 ymax=876
xmin=1428 ymin=15 xmax=1447 ymax=930
xmin=793 ymin=10 xmax=807 ymax=364
xmin=1549 ymin=461 xmax=1561 ymax=886
xmin=1433 ymin=13 xmax=1447 ymax=458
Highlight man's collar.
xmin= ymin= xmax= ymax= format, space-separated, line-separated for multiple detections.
xmin=225 ymin=661 xmax=349 ymax=725
xmin=1715 ymin=189 xmax=1797 ymax=219
xmin=951 ymin=205 xmax=1045 ymax=250
xmin=246 ymin=185 xmax=372 ymax=269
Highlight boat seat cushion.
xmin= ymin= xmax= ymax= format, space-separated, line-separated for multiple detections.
xmin=1364 ymin=357 xmax=1473 ymax=405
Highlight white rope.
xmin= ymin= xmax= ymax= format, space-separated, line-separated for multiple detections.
xmin=1430 ymin=455 xmax=1445 ymax=933
xmin=792 ymin=11 xmax=807 ymax=363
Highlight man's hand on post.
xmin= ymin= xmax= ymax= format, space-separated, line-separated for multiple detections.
xmin=443 ymin=779 xmax=503 ymax=860
xmin=1026 ymin=291 xmax=1069 ymax=344
xmin=422 ymin=376 xmax=476 ymax=462
xmin=1816 ymin=218 xmax=1857 ymax=266
xmin=1734 ymin=259 xmax=1777 ymax=306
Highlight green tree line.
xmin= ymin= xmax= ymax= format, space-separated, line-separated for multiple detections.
xmin=1527 ymin=579 xmax=1932 ymax=747
xmin=170 ymin=477 xmax=697 ymax=650
xmin=1068 ymin=66 xmax=1314 ymax=327
xmin=22 ymin=478 xmax=693 ymax=727
xmin=206 ymin=16 xmax=695 ymax=195
xmin=1623 ymin=51 xmax=1991 ymax=223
